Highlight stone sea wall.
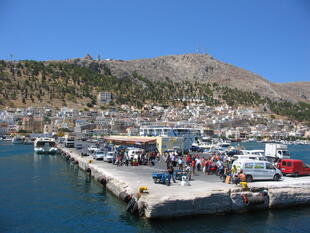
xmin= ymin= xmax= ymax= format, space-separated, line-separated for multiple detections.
xmin=58 ymin=146 xmax=310 ymax=219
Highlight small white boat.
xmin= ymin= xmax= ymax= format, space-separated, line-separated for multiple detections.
xmin=0 ymin=137 xmax=13 ymax=142
xmin=34 ymin=137 xmax=58 ymax=154
xmin=12 ymin=136 xmax=24 ymax=144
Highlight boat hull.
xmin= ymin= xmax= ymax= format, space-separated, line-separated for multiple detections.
xmin=34 ymin=148 xmax=58 ymax=154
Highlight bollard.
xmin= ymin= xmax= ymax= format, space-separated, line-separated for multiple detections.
xmin=240 ymin=181 xmax=248 ymax=190
xmin=139 ymin=186 xmax=148 ymax=193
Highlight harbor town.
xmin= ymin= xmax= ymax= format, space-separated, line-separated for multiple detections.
xmin=1 ymin=103 xmax=310 ymax=143
xmin=1 ymin=104 xmax=310 ymax=218
xmin=2 ymin=0 xmax=310 ymax=232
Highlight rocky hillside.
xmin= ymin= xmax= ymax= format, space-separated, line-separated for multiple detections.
xmin=0 ymin=54 xmax=309 ymax=121
xmin=78 ymin=54 xmax=309 ymax=103
xmin=275 ymin=82 xmax=310 ymax=103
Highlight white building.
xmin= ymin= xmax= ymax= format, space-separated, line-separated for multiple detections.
xmin=97 ymin=92 xmax=112 ymax=104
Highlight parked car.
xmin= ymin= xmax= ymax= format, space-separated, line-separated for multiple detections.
xmin=75 ymin=143 xmax=83 ymax=150
xmin=232 ymin=159 xmax=282 ymax=182
xmin=277 ymin=159 xmax=310 ymax=177
xmin=104 ymin=151 xmax=115 ymax=163
xmin=93 ymin=150 xmax=105 ymax=160
xmin=88 ymin=145 xmax=100 ymax=153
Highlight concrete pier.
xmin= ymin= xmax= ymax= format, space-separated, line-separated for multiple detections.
xmin=58 ymin=145 xmax=310 ymax=219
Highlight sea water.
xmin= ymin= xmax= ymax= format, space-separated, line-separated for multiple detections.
xmin=0 ymin=142 xmax=309 ymax=233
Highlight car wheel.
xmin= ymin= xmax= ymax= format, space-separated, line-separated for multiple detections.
xmin=293 ymin=172 xmax=298 ymax=177
xmin=246 ymin=175 xmax=253 ymax=183
xmin=273 ymin=174 xmax=281 ymax=181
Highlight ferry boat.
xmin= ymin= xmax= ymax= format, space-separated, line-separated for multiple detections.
xmin=12 ymin=135 xmax=24 ymax=144
xmin=34 ymin=137 xmax=58 ymax=154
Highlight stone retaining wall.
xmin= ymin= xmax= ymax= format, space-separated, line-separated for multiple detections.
xmin=57 ymin=146 xmax=310 ymax=219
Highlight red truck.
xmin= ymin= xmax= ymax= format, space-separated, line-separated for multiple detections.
xmin=277 ymin=159 xmax=310 ymax=176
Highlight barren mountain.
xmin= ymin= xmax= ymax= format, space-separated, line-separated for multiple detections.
xmin=275 ymin=82 xmax=310 ymax=103
xmin=81 ymin=53 xmax=309 ymax=103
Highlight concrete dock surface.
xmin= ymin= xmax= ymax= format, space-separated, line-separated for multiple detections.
xmin=58 ymin=146 xmax=310 ymax=218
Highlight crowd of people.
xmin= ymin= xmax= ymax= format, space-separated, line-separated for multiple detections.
xmin=95 ymin=145 xmax=246 ymax=186
xmin=163 ymin=151 xmax=246 ymax=185
xmin=114 ymin=150 xmax=159 ymax=167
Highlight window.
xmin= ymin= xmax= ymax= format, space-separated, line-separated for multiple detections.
xmin=266 ymin=163 xmax=275 ymax=170
xmin=254 ymin=163 xmax=264 ymax=169
xmin=282 ymin=161 xmax=286 ymax=166
xmin=287 ymin=162 xmax=292 ymax=167
xmin=245 ymin=163 xmax=254 ymax=169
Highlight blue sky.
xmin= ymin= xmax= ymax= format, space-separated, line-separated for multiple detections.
xmin=0 ymin=0 xmax=309 ymax=83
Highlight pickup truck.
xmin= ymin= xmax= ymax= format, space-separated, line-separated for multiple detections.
xmin=277 ymin=159 xmax=310 ymax=176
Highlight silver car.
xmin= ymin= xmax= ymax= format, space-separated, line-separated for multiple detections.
xmin=104 ymin=152 xmax=115 ymax=163
xmin=93 ymin=150 xmax=105 ymax=160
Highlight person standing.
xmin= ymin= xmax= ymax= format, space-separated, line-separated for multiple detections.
xmin=235 ymin=169 xmax=246 ymax=185
xmin=186 ymin=154 xmax=191 ymax=166
xmin=191 ymin=159 xmax=196 ymax=176
xmin=185 ymin=165 xmax=191 ymax=181
xmin=178 ymin=157 xmax=184 ymax=170
xmin=201 ymin=157 xmax=206 ymax=174
xmin=196 ymin=156 xmax=201 ymax=171
xmin=167 ymin=164 xmax=176 ymax=183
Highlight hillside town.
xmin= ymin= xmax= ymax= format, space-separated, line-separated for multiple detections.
xmin=1 ymin=102 xmax=309 ymax=144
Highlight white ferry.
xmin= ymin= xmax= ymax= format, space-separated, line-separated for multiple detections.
xmin=34 ymin=137 xmax=58 ymax=154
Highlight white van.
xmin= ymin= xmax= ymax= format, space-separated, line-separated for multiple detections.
xmin=232 ymin=159 xmax=282 ymax=182
xmin=127 ymin=148 xmax=144 ymax=159
xmin=232 ymin=154 xmax=267 ymax=161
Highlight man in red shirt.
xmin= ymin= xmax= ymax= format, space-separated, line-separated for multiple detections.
xmin=191 ymin=159 xmax=196 ymax=176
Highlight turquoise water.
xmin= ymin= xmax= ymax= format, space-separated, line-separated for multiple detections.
xmin=0 ymin=142 xmax=310 ymax=233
